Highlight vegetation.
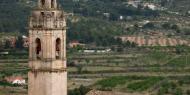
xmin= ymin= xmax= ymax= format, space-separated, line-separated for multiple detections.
xmin=0 ymin=0 xmax=31 ymax=33
xmin=0 ymin=0 xmax=190 ymax=95
xmin=96 ymin=76 xmax=130 ymax=88
xmin=96 ymin=76 xmax=163 ymax=92
xmin=127 ymin=77 xmax=163 ymax=91
xmin=67 ymin=17 xmax=123 ymax=46
xmin=166 ymin=55 xmax=190 ymax=67
xmin=68 ymin=85 xmax=90 ymax=95
xmin=0 ymin=0 xmax=162 ymax=46
xmin=94 ymin=75 xmax=190 ymax=94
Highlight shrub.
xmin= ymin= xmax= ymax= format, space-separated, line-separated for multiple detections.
xmin=127 ymin=77 xmax=163 ymax=91
xmin=96 ymin=76 xmax=129 ymax=88
xmin=173 ymin=88 xmax=183 ymax=95
xmin=158 ymin=87 xmax=168 ymax=95
xmin=68 ymin=85 xmax=90 ymax=95
xmin=186 ymin=90 xmax=190 ymax=95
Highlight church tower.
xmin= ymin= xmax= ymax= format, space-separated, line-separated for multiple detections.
xmin=28 ymin=0 xmax=67 ymax=95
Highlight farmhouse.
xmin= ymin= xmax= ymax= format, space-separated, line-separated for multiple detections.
xmin=5 ymin=76 xmax=26 ymax=85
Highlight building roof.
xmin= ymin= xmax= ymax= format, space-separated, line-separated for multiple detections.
xmin=5 ymin=76 xmax=25 ymax=83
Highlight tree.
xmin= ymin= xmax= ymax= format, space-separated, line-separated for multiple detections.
xmin=187 ymin=90 xmax=190 ymax=95
xmin=171 ymin=24 xmax=179 ymax=30
xmin=116 ymin=38 xmax=123 ymax=45
xmin=123 ymin=41 xmax=131 ymax=47
xmin=174 ymin=88 xmax=183 ymax=95
xmin=4 ymin=40 xmax=11 ymax=49
xmin=162 ymin=23 xmax=171 ymax=29
xmin=134 ymin=23 xmax=139 ymax=31
xmin=160 ymin=0 xmax=167 ymax=6
xmin=78 ymin=85 xmax=90 ymax=95
xmin=143 ymin=23 xmax=155 ymax=29
xmin=77 ymin=65 xmax=83 ymax=74
xmin=68 ymin=85 xmax=90 ymax=95
xmin=158 ymin=87 xmax=166 ymax=95
xmin=131 ymin=42 xmax=137 ymax=48
xmin=175 ymin=45 xmax=185 ymax=54
xmin=15 ymin=36 xmax=24 ymax=49
xmin=109 ymin=13 xmax=119 ymax=21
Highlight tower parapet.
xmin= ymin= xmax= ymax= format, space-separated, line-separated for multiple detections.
xmin=29 ymin=14 xmax=66 ymax=29
xmin=38 ymin=0 xmax=58 ymax=9
xmin=29 ymin=0 xmax=65 ymax=29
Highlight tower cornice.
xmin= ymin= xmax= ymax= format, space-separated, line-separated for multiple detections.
xmin=30 ymin=68 xmax=67 ymax=73
xmin=33 ymin=8 xmax=62 ymax=11
xmin=28 ymin=58 xmax=67 ymax=62
xmin=28 ymin=27 xmax=67 ymax=30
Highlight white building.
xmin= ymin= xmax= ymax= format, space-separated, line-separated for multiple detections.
xmin=12 ymin=79 xmax=26 ymax=85
xmin=5 ymin=76 xmax=26 ymax=85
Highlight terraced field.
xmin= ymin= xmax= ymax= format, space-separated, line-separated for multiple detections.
xmin=120 ymin=36 xmax=190 ymax=46
xmin=0 ymin=50 xmax=190 ymax=95
xmin=94 ymin=76 xmax=190 ymax=95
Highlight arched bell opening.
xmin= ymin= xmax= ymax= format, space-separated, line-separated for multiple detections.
xmin=41 ymin=0 xmax=45 ymax=7
xmin=51 ymin=0 xmax=55 ymax=8
xmin=56 ymin=38 xmax=61 ymax=59
xmin=35 ymin=38 xmax=42 ymax=60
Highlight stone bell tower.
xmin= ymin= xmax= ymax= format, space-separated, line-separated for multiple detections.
xmin=28 ymin=0 xmax=67 ymax=95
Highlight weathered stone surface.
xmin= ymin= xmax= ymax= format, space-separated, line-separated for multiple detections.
xmin=28 ymin=72 xmax=67 ymax=95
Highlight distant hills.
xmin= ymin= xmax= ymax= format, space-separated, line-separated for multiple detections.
xmin=162 ymin=0 xmax=190 ymax=13
xmin=0 ymin=0 xmax=190 ymax=46
xmin=0 ymin=0 xmax=31 ymax=33
xmin=0 ymin=0 xmax=190 ymax=33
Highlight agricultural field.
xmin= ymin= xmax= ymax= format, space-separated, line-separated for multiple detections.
xmin=0 ymin=46 xmax=190 ymax=95
xmin=94 ymin=76 xmax=190 ymax=95
xmin=120 ymin=36 xmax=190 ymax=46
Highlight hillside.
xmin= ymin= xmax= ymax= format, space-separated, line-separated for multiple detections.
xmin=0 ymin=0 xmax=190 ymax=46
xmin=163 ymin=0 xmax=190 ymax=13
xmin=0 ymin=0 xmax=32 ymax=33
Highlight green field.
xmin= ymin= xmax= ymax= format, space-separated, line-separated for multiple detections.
xmin=0 ymin=46 xmax=190 ymax=95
